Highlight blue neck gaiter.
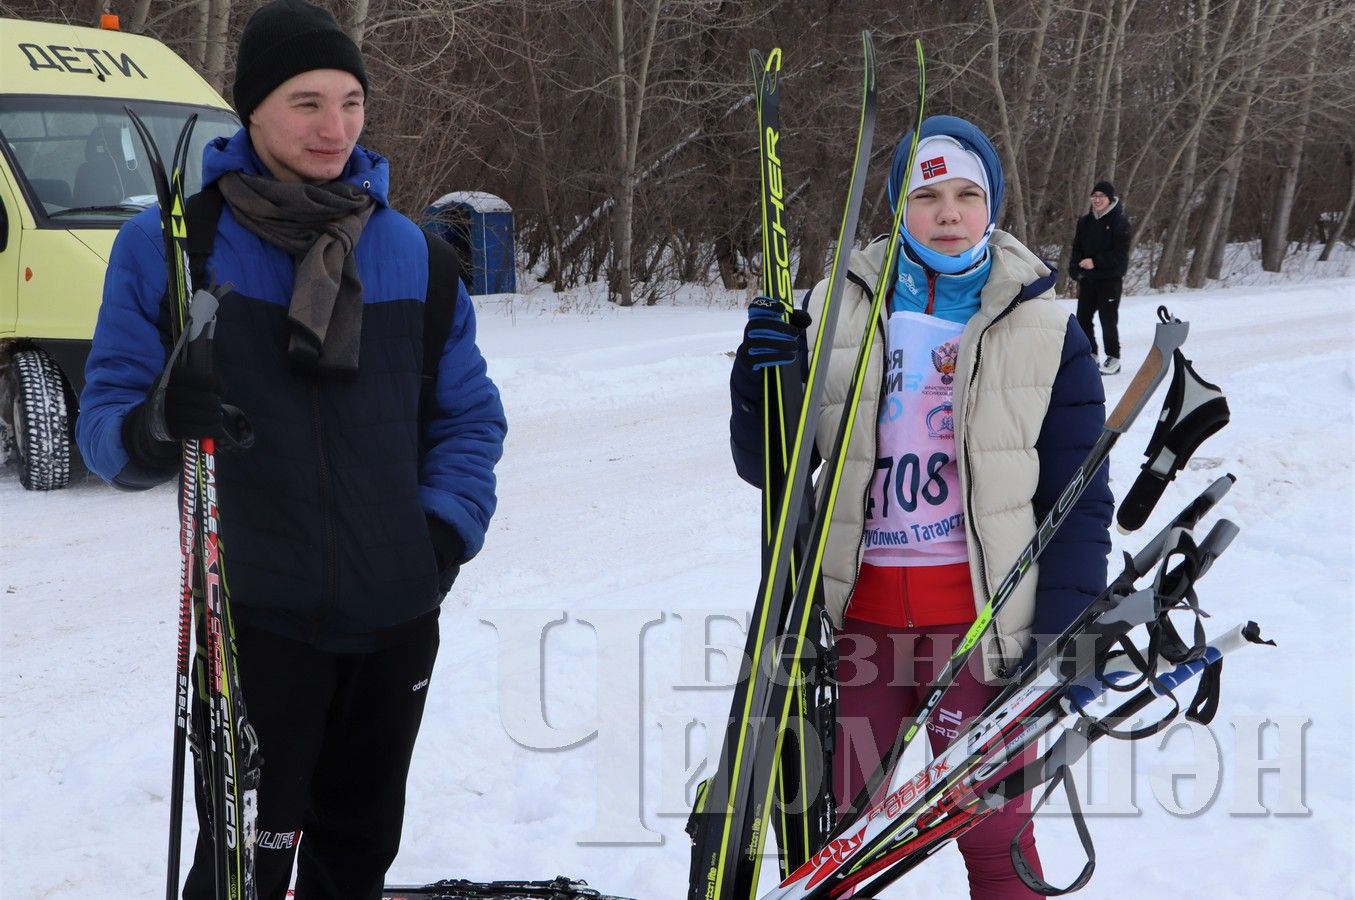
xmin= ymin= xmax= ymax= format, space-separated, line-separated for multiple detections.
xmin=892 ymin=245 xmax=990 ymax=325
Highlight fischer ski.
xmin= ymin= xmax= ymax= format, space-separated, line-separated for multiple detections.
xmin=129 ymin=109 xmax=261 ymax=900
xmin=743 ymin=45 xmax=836 ymax=879
xmin=687 ymin=32 xmax=881 ymax=900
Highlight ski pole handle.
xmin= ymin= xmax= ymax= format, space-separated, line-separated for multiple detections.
xmin=183 ymin=288 xmax=220 ymax=374
xmin=1105 ymin=306 xmax=1188 ymax=432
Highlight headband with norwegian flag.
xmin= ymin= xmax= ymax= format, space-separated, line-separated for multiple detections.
xmin=907 ymin=135 xmax=990 ymax=201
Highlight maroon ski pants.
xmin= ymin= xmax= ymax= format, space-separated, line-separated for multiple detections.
xmin=834 ymin=617 xmax=1043 ymax=899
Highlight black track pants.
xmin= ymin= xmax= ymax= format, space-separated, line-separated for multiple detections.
xmin=183 ymin=616 xmax=440 ymax=900
xmin=1076 ymin=276 xmax=1122 ymax=360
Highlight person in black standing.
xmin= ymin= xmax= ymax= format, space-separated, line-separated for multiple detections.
xmin=1070 ymin=180 xmax=1131 ymax=375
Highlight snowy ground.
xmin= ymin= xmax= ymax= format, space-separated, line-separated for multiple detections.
xmin=2 ymin=256 xmax=1353 ymax=899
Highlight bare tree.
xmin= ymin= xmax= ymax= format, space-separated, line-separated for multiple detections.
xmin=346 ymin=0 xmax=371 ymax=50
xmin=605 ymin=0 xmax=662 ymax=306
xmin=1260 ymin=5 xmax=1322 ymax=271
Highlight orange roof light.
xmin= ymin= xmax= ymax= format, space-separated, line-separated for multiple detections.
xmin=99 ymin=12 xmax=121 ymax=31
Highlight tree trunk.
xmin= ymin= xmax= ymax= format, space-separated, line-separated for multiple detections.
xmin=1192 ymin=0 xmax=1284 ymax=283
xmin=191 ymin=0 xmax=209 ymax=71
xmin=631 ymin=2 xmax=662 ymax=305
xmin=1047 ymin=4 xmax=1093 ymax=290
xmin=1261 ymin=9 xmax=1321 ymax=272
xmin=204 ymin=0 xmax=231 ymax=96
xmin=347 ymin=0 xmax=371 ymax=50
xmin=983 ymin=0 xmax=1027 ymax=240
xmin=1151 ymin=0 xmax=1212 ymax=289
xmin=608 ymin=0 xmax=633 ymax=306
xmin=520 ymin=2 xmax=565 ymax=290
xmin=1011 ymin=0 xmax=1053 ymax=237
xmin=1318 ymin=144 xmax=1355 ymax=262
xmin=714 ymin=234 xmax=744 ymax=290
xmin=607 ymin=0 xmax=662 ymax=307
xmin=1105 ymin=58 xmax=1123 ymax=180
xmin=129 ymin=0 xmax=152 ymax=33
xmin=794 ymin=184 xmax=827 ymax=290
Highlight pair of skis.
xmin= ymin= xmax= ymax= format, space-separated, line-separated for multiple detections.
xmin=127 ymin=110 xmax=261 ymax=900
xmin=687 ymin=32 xmax=926 ymax=900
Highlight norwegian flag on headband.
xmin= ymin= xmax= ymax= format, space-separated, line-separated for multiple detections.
xmin=920 ymin=156 xmax=948 ymax=180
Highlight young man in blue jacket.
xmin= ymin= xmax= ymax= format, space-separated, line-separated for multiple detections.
xmin=76 ymin=2 xmax=506 ymax=897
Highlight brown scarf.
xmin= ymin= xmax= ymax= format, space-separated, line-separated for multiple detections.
xmin=217 ymin=171 xmax=376 ymax=376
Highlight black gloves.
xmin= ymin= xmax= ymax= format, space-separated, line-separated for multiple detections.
xmin=122 ymin=365 xmax=249 ymax=470
xmin=735 ymin=297 xmax=810 ymax=373
xmin=159 ymin=366 xmax=231 ymax=441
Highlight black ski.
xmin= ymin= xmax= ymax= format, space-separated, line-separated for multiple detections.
xmin=687 ymin=32 xmax=879 ymax=900
xmin=382 ymin=876 xmax=633 ymax=900
xmin=746 ymin=44 xmax=836 ymax=881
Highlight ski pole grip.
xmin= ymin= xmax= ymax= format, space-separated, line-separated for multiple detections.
xmin=1105 ymin=308 xmax=1188 ymax=433
xmin=183 ymin=288 xmax=220 ymax=374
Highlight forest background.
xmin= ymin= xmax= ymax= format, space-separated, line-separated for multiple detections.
xmin=8 ymin=0 xmax=1354 ymax=306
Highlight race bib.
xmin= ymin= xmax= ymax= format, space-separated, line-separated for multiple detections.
xmin=863 ymin=310 xmax=968 ymax=567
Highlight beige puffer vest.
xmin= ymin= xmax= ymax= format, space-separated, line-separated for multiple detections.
xmin=804 ymin=231 xmax=1070 ymax=682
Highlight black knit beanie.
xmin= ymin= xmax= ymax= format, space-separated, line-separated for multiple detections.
xmin=1092 ymin=180 xmax=1117 ymax=200
xmin=232 ymin=0 xmax=369 ymax=124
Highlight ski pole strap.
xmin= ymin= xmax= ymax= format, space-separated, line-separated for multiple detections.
xmin=1184 ymin=657 xmax=1223 ymax=725
xmin=1117 ymin=348 xmax=1231 ymax=533
xmin=186 ymin=184 xmax=226 ymax=293
xmin=1004 ymin=764 xmax=1096 ymax=896
xmin=184 ymin=287 xmax=255 ymax=452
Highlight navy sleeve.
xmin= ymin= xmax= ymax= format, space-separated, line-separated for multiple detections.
xmin=729 ymin=290 xmax=815 ymax=488
xmin=419 ymin=280 xmax=507 ymax=561
xmin=1030 ymin=316 xmax=1113 ymax=647
xmin=729 ymin=356 xmax=766 ymax=487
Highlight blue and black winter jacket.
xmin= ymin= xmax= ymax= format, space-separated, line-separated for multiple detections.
xmin=77 ymin=130 xmax=507 ymax=649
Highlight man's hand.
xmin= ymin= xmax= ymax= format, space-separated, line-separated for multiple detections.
xmin=1079 ymin=258 xmax=1095 ymax=270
